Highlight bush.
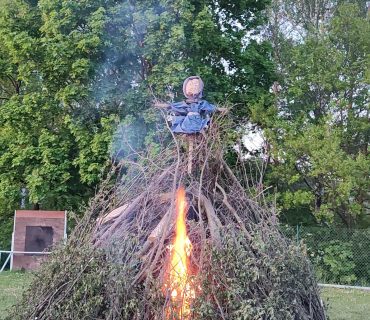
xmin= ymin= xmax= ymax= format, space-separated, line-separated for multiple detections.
xmin=316 ymin=240 xmax=356 ymax=285
xmin=0 ymin=219 xmax=13 ymax=269
xmin=6 ymin=228 xmax=326 ymax=320
xmin=282 ymin=226 xmax=370 ymax=286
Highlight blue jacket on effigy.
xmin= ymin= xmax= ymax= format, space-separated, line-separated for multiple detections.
xmin=167 ymin=100 xmax=217 ymax=134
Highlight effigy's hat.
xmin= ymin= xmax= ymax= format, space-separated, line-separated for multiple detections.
xmin=183 ymin=76 xmax=204 ymax=99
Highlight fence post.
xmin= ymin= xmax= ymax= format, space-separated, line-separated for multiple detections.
xmin=297 ymin=225 xmax=299 ymax=246
xmin=0 ymin=253 xmax=11 ymax=273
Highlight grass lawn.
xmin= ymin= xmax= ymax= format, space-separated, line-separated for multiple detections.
xmin=0 ymin=271 xmax=32 ymax=319
xmin=0 ymin=271 xmax=369 ymax=319
xmin=321 ymin=287 xmax=370 ymax=320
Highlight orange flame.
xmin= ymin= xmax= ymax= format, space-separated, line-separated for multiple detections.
xmin=167 ymin=187 xmax=194 ymax=319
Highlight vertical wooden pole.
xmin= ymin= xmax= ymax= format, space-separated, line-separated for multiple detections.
xmin=188 ymin=135 xmax=194 ymax=174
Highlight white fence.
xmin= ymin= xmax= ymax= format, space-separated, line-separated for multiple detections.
xmin=0 ymin=250 xmax=50 ymax=273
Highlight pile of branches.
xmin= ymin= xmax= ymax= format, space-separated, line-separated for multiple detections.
xmin=7 ymin=110 xmax=327 ymax=320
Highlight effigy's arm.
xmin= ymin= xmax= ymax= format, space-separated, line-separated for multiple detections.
xmin=216 ymin=107 xmax=228 ymax=112
xmin=198 ymin=101 xmax=229 ymax=114
xmin=156 ymin=101 xmax=228 ymax=113
xmin=155 ymin=102 xmax=171 ymax=108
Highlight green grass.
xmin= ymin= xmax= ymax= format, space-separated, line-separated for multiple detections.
xmin=0 ymin=272 xmax=369 ymax=319
xmin=321 ymin=287 xmax=370 ymax=320
xmin=0 ymin=271 xmax=32 ymax=319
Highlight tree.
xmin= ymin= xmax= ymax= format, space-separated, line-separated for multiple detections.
xmin=0 ymin=0 xmax=117 ymax=215
xmin=0 ymin=0 xmax=275 ymax=219
xmin=98 ymin=0 xmax=276 ymax=120
xmin=266 ymin=3 xmax=370 ymax=228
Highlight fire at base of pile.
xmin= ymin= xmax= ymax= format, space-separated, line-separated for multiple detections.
xmin=6 ymin=111 xmax=327 ymax=320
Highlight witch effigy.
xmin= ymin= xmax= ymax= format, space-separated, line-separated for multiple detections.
xmin=156 ymin=76 xmax=226 ymax=173
xmin=156 ymin=76 xmax=224 ymax=134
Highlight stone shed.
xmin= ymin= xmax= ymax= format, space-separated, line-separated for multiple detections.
xmin=11 ymin=210 xmax=67 ymax=271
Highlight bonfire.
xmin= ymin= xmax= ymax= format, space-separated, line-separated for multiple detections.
xmin=6 ymin=78 xmax=327 ymax=320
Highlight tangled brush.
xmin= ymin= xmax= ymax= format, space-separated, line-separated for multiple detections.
xmin=6 ymin=109 xmax=327 ymax=320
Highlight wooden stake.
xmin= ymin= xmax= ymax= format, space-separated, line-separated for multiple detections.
xmin=188 ymin=135 xmax=194 ymax=174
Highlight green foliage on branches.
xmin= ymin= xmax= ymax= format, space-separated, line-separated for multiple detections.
xmin=6 ymin=228 xmax=324 ymax=319
xmin=0 ymin=0 xmax=118 ymax=214
xmin=192 ymin=231 xmax=322 ymax=319
xmin=0 ymin=219 xmax=13 ymax=267
xmin=0 ymin=0 xmax=275 ymax=218
xmin=317 ymin=240 xmax=356 ymax=284
xmin=99 ymin=0 xmax=275 ymax=118
xmin=284 ymin=226 xmax=370 ymax=285
xmin=265 ymin=2 xmax=370 ymax=228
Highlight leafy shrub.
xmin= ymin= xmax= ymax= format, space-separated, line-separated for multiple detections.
xmin=315 ymin=240 xmax=356 ymax=285
xmin=0 ymin=219 xmax=13 ymax=269
xmin=352 ymin=229 xmax=370 ymax=285
xmin=283 ymin=226 xmax=370 ymax=286
xmin=192 ymin=230 xmax=324 ymax=319
xmin=5 ymin=227 xmax=326 ymax=319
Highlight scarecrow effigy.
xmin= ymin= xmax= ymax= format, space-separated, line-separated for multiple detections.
xmin=156 ymin=76 xmax=226 ymax=173
xmin=156 ymin=76 xmax=218 ymax=134
xmin=6 ymin=76 xmax=328 ymax=320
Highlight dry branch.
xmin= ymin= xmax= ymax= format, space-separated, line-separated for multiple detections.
xmin=220 ymin=158 xmax=261 ymax=222
xmin=94 ymin=166 xmax=174 ymax=248
xmin=199 ymin=194 xmax=222 ymax=246
xmin=216 ymin=182 xmax=252 ymax=241
xmin=147 ymin=209 xmax=174 ymax=243
xmin=97 ymin=203 xmax=129 ymax=225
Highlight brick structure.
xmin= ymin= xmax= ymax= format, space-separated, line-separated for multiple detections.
xmin=11 ymin=210 xmax=67 ymax=271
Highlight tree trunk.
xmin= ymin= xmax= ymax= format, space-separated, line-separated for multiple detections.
xmin=314 ymin=178 xmax=322 ymax=212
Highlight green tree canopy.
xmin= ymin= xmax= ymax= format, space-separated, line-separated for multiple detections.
xmin=0 ymin=0 xmax=275 ymax=219
xmin=266 ymin=3 xmax=370 ymax=228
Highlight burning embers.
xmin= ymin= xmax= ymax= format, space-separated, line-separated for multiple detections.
xmin=166 ymin=187 xmax=196 ymax=319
